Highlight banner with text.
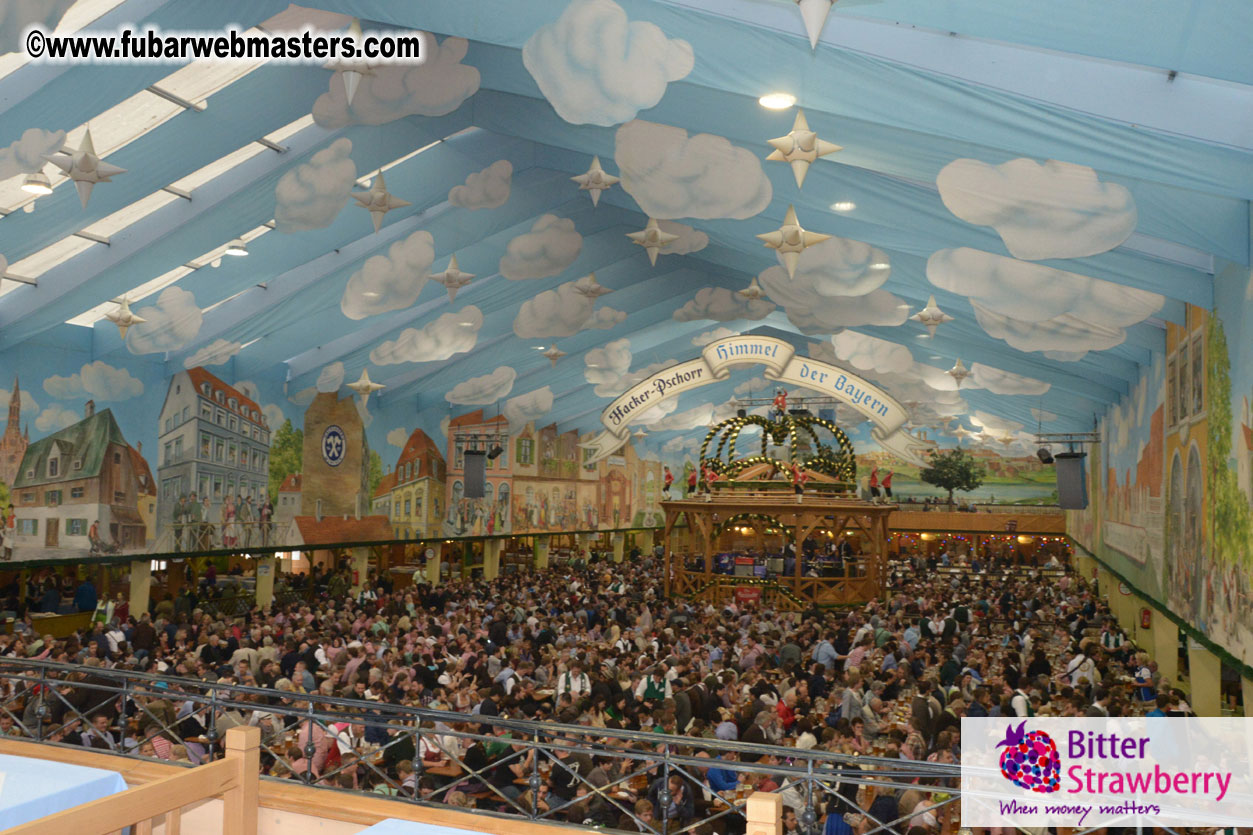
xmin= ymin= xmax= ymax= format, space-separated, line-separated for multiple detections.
xmin=580 ymin=335 xmax=934 ymax=466
xmin=961 ymin=717 xmax=1253 ymax=828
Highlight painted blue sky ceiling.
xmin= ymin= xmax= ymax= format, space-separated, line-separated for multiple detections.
xmin=0 ymin=0 xmax=1249 ymax=464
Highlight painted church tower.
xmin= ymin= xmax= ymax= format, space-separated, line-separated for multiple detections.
xmin=0 ymin=377 xmax=29 ymax=488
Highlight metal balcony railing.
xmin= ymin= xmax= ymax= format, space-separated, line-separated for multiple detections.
xmin=0 ymin=658 xmax=960 ymax=835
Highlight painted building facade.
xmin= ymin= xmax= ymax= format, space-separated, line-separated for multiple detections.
xmin=155 ymin=367 xmax=271 ymax=543
xmin=11 ymin=402 xmax=150 ymax=556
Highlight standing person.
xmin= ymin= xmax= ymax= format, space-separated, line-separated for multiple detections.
xmin=259 ymin=497 xmax=274 ymax=546
xmin=238 ymin=496 xmax=255 ymax=547
xmin=3 ymin=503 xmax=14 ymax=560
xmin=773 ymin=388 xmax=788 ymax=419
xmin=172 ymin=495 xmax=187 ymax=552
xmin=882 ymin=471 xmax=894 ymax=500
xmin=686 ymin=467 xmax=698 ymax=498
xmin=868 ymin=468 xmax=881 ymax=503
xmin=663 ymin=466 xmax=674 ymax=499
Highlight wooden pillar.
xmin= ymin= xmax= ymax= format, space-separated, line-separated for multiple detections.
xmin=223 ymin=725 xmax=261 ymax=835
xmin=254 ymin=556 xmax=277 ymax=609
xmin=483 ymin=540 xmax=500 ymax=580
xmin=1187 ymin=641 xmax=1223 ymax=717
xmin=425 ymin=549 xmax=441 ymax=585
xmin=349 ymin=547 xmax=370 ymax=594
xmin=1153 ymin=613 xmax=1178 ymax=689
xmin=128 ymin=560 xmax=151 ymax=619
xmin=638 ymin=528 xmax=655 ymax=555
xmin=17 ymin=569 xmax=28 ymax=604
xmin=746 ymin=790 xmax=782 ymax=835
xmin=535 ymin=535 xmax=550 ymax=570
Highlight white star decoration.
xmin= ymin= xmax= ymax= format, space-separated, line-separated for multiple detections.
xmin=797 ymin=0 xmax=836 ymax=49
xmin=572 ymin=274 xmax=613 ymax=299
xmin=431 ymin=255 xmax=475 ymax=302
xmin=105 ymin=297 xmax=145 ymax=339
xmin=947 ymin=358 xmax=970 ymax=388
xmin=952 ymin=425 xmax=975 ymax=442
xmin=348 ymin=368 xmax=386 ymax=408
xmin=756 ymin=205 xmax=830 ymax=279
xmin=324 ymin=20 xmax=374 ymax=106
xmin=737 ymin=276 xmax=766 ymax=301
xmin=44 ymin=128 xmax=126 ymax=209
xmin=542 ymin=345 xmax=567 ymax=366
xmin=352 ymin=172 xmax=411 ymax=233
xmin=571 ymin=156 xmax=619 ymax=207
xmin=766 ymin=109 xmax=841 ymax=188
xmin=912 ymin=295 xmax=955 ymax=337
xmin=627 ymin=218 xmax=680 ymax=266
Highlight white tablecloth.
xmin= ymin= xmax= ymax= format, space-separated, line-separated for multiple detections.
xmin=0 ymin=752 xmax=129 ymax=827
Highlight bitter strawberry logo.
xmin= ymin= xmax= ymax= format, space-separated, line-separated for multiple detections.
xmin=997 ymin=721 xmax=1061 ymax=793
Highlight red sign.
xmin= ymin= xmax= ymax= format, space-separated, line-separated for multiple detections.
xmin=735 ymin=587 xmax=762 ymax=604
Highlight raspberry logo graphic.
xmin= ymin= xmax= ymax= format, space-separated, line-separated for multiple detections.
xmin=997 ymin=721 xmax=1061 ymax=793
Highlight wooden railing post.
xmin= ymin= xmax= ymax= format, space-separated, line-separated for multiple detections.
xmin=746 ymin=791 xmax=782 ymax=835
xmin=223 ymin=725 xmax=261 ymax=835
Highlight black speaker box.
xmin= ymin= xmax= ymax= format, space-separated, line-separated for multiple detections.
xmin=1055 ymin=451 xmax=1088 ymax=510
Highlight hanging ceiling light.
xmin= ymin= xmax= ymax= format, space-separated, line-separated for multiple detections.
xmin=21 ymin=170 xmax=52 ymax=195
xmin=758 ymin=92 xmax=796 ymax=110
xmin=224 ymin=238 xmax=248 ymax=257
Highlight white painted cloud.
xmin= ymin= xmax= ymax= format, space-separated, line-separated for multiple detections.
xmin=644 ymin=401 xmax=737 ymax=431
xmin=288 ymin=387 xmax=316 ymax=406
xmin=1031 ymin=408 xmax=1059 ymax=424
xmin=523 ymin=0 xmax=693 ymax=126
xmin=831 ymin=331 xmax=914 ymax=375
xmin=370 ymin=307 xmax=484 ymax=366
xmin=446 ymin=366 xmax=517 ymax=405
xmin=514 ymin=277 xmax=626 ymax=338
xmin=439 ymin=415 xmax=451 ymax=441
xmin=692 ymin=327 xmax=737 ymax=347
xmin=313 ymin=36 xmax=481 ymax=128
xmin=970 ymin=363 xmax=1050 ymax=396
xmin=262 ymin=403 xmax=286 ymax=430
xmin=275 ymin=137 xmax=356 ymax=233
xmin=341 ymin=229 xmax=435 ymax=319
xmin=499 ymin=214 xmax=582 ymax=279
xmin=584 ymin=339 xmax=673 ymax=397
xmin=0 ymin=0 xmax=74 ymax=53
xmin=35 ymin=405 xmax=79 ymax=433
xmin=759 ymin=264 xmax=907 ymax=334
xmin=789 ymin=236 xmax=891 ymax=298
xmin=937 ymin=158 xmax=1136 ymax=260
xmin=928 ymin=247 xmax=1162 ymax=358
xmin=316 ymin=362 xmax=346 ymax=393
xmin=0 ymin=128 xmax=65 ymax=179
xmin=733 ymin=377 xmax=771 ymax=397
xmin=449 ymin=159 xmax=512 ymax=210
xmin=969 ymin=411 xmax=1025 ymax=437
xmin=658 ymin=221 xmax=708 ymax=255
xmin=126 ymin=287 xmax=202 ymax=354
xmin=662 ymin=434 xmax=701 ymax=456
xmin=184 ymin=339 xmax=242 ymax=368
xmin=387 ymin=427 xmax=409 ymax=447
xmin=673 ymin=287 xmax=774 ymax=323
xmin=43 ymin=362 xmax=144 ymax=402
xmin=503 ymin=386 xmax=554 ymax=432
xmin=0 ymin=385 xmax=36 ymax=417
xmin=615 ymin=120 xmax=772 ymax=220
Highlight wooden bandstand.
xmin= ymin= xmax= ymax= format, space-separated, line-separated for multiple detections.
xmin=661 ymin=492 xmax=895 ymax=609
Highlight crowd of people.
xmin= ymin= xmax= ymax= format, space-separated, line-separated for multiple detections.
xmin=0 ymin=545 xmax=1191 ymax=835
